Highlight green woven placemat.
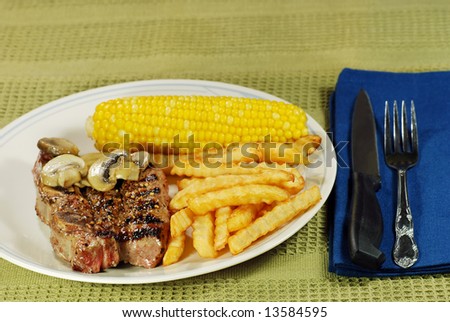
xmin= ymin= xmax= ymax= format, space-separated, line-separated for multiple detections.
xmin=2 ymin=0 xmax=450 ymax=302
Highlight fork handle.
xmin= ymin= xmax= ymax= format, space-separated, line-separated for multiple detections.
xmin=393 ymin=169 xmax=419 ymax=268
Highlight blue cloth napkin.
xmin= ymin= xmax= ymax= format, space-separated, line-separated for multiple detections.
xmin=329 ymin=68 xmax=450 ymax=277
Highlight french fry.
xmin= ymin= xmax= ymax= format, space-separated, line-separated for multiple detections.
xmin=188 ymin=184 xmax=290 ymax=216
xmin=259 ymin=142 xmax=298 ymax=164
xmin=258 ymin=202 xmax=278 ymax=217
xmin=221 ymin=143 xmax=261 ymax=164
xmin=254 ymin=162 xmax=305 ymax=194
xmin=294 ymin=135 xmax=322 ymax=156
xmin=170 ymin=161 xmax=269 ymax=177
xmin=151 ymin=153 xmax=201 ymax=174
xmin=228 ymin=185 xmax=321 ymax=255
xmin=282 ymin=174 xmax=305 ymax=194
xmin=169 ymin=171 xmax=293 ymax=211
xmin=192 ymin=212 xmax=218 ymax=258
xmin=175 ymin=162 xmax=304 ymax=195
xmin=176 ymin=177 xmax=203 ymax=190
xmin=214 ymin=206 xmax=232 ymax=251
xmin=258 ymin=135 xmax=322 ymax=165
xmin=162 ymin=234 xmax=186 ymax=266
xmin=227 ymin=203 xmax=263 ymax=233
xmin=197 ymin=143 xmax=261 ymax=165
xmin=170 ymin=208 xmax=194 ymax=238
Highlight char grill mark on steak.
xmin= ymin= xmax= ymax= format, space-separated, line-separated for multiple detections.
xmin=33 ymin=151 xmax=171 ymax=273
xmin=84 ymin=188 xmax=124 ymax=239
xmin=143 ymin=173 xmax=158 ymax=182
xmin=117 ymin=168 xmax=170 ymax=268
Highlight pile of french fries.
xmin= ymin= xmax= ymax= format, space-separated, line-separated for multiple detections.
xmin=161 ymin=135 xmax=323 ymax=266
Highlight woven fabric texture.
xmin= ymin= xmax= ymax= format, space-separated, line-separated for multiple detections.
xmin=2 ymin=0 xmax=450 ymax=302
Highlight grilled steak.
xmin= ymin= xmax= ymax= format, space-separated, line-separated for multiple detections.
xmin=33 ymin=150 xmax=170 ymax=273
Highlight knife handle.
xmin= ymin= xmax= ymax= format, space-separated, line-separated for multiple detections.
xmin=348 ymin=172 xmax=385 ymax=270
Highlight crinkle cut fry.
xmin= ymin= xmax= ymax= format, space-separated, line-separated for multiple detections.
xmin=228 ymin=185 xmax=321 ymax=255
xmin=163 ymin=234 xmax=186 ymax=266
xmin=169 ymin=170 xmax=293 ymax=210
xmin=188 ymin=184 xmax=290 ymax=216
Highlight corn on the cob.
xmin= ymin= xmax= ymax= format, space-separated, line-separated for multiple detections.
xmin=86 ymin=96 xmax=308 ymax=152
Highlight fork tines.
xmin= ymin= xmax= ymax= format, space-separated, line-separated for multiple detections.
xmin=384 ymin=100 xmax=418 ymax=155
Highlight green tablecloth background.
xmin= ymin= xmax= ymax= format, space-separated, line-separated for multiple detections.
xmin=2 ymin=0 xmax=450 ymax=302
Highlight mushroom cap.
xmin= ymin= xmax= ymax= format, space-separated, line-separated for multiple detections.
xmin=37 ymin=137 xmax=80 ymax=157
xmin=87 ymin=149 xmax=140 ymax=191
xmin=41 ymin=154 xmax=87 ymax=188
xmin=131 ymin=151 xmax=151 ymax=169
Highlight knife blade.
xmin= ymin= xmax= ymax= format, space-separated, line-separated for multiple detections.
xmin=348 ymin=89 xmax=385 ymax=269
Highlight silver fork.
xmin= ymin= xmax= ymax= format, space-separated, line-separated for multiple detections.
xmin=384 ymin=100 xmax=419 ymax=268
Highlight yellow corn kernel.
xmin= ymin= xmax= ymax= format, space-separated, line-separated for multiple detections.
xmin=86 ymin=96 xmax=308 ymax=152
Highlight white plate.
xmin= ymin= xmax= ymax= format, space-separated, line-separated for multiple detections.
xmin=0 ymin=79 xmax=336 ymax=284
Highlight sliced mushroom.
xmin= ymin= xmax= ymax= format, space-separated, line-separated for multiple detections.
xmin=87 ymin=149 xmax=140 ymax=191
xmin=80 ymin=152 xmax=103 ymax=168
xmin=37 ymin=137 xmax=80 ymax=157
xmin=74 ymin=179 xmax=91 ymax=188
xmin=131 ymin=151 xmax=151 ymax=169
xmin=41 ymin=154 xmax=87 ymax=188
xmin=66 ymin=153 xmax=103 ymax=188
